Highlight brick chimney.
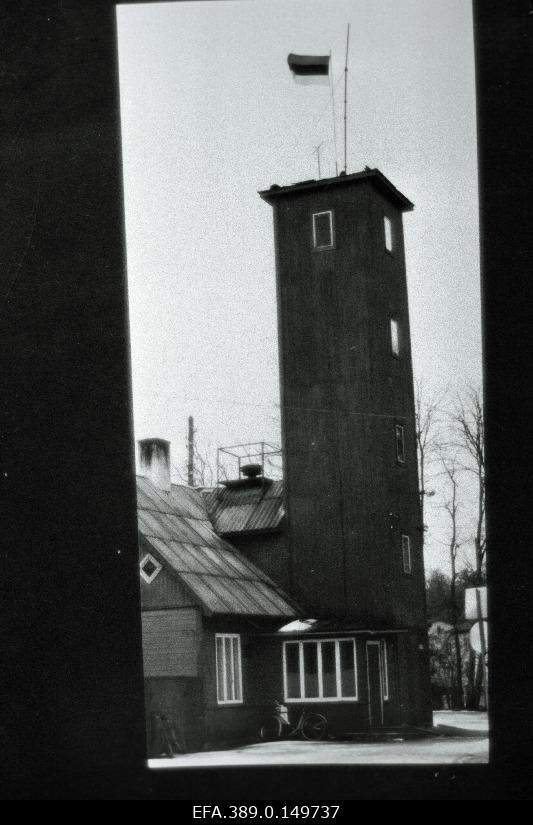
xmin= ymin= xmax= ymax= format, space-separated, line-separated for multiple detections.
xmin=137 ymin=438 xmax=171 ymax=492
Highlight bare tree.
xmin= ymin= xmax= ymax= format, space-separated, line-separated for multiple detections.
xmin=453 ymin=387 xmax=485 ymax=582
xmin=440 ymin=452 xmax=464 ymax=708
xmin=414 ymin=382 xmax=443 ymax=548
xmin=192 ymin=441 xmax=215 ymax=487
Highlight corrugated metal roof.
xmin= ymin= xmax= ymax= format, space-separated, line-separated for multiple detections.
xmin=202 ymin=479 xmax=284 ymax=535
xmin=137 ymin=476 xmax=297 ymax=619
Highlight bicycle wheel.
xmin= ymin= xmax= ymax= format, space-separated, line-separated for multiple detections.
xmin=301 ymin=713 xmax=327 ymax=741
xmin=260 ymin=716 xmax=283 ymax=741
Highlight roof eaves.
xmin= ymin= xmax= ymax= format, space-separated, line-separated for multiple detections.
xmin=258 ymin=168 xmax=413 ymax=211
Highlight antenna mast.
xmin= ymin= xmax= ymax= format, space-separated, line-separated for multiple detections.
xmin=313 ymin=141 xmax=325 ymax=179
xmin=343 ymin=23 xmax=350 ymax=173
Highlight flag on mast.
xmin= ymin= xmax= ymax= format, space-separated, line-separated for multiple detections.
xmin=287 ymin=53 xmax=330 ymax=85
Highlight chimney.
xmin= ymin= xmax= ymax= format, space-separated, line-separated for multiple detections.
xmin=138 ymin=438 xmax=171 ymax=492
xmin=241 ymin=463 xmax=262 ymax=479
xmin=222 ymin=462 xmax=272 ymax=489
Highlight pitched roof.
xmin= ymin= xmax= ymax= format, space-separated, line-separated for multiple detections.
xmin=137 ymin=476 xmax=297 ymax=619
xmin=202 ymin=479 xmax=284 ymax=535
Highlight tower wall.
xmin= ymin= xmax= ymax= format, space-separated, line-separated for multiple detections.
xmin=262 ymin=174 xmax=427 ymax=630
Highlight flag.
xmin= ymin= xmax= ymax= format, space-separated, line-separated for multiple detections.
xmin=287 ymin=53 xmax=330 ymax=85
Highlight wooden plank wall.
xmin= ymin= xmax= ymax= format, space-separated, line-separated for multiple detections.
xmin=272 ymin=179 xmax=427 ymax=629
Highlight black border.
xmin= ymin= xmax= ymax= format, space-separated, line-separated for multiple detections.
xmin=1 ymin=0 xmax=532 ymax=800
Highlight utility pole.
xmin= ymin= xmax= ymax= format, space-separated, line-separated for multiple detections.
xmin=187 ymin=415 xmax=195 ymax=486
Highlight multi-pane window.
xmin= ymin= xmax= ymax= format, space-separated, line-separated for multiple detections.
xmin=283 ymin=639 xmax=358 ymax=702
xmin=140 ymin=553 xmax=162 ymax=584
xmin=384 ymin=215 xmax=393 ymax=251
xmin=390 ymin=317 xmax=400 ymax=356
xmin=395 ymin=424 xmax=406 ymax=464
xmin=402 ymin=535 xmax=412 ymax=574
xmin=216 ymin=634 xmax=243 ymax=704
xmin=312 ymin=211 xmax=334 ymax=249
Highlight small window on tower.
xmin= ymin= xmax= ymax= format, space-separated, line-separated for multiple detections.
xmin=390 ymin=317 xmax=400 ymax=356
xmin=312 ymin=210 xmax=334 ymax=249
xmin=402 ymin=535 xmax=412 ymax=574
xmin=395 ymin=424 xmax=405 ymax=464
xmin=384 ymin=215 xmax=393 ymax=252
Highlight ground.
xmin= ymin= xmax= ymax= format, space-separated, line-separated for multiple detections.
xmin=148 ymin=711 xmax=489 ymax=768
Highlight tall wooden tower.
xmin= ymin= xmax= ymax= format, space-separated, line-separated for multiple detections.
xmin=259 ymin=169 xmax=428 ymax=636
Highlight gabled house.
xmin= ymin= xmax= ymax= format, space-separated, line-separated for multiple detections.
xmin=136 ymin=439 xmax=298 ymax=753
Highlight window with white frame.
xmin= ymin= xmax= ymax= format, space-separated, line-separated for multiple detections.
xmin=395 ymin=424 xmax=405 ymax=464
xmin=380 ymin=640 xmax=390 ymax=700
xmin=384 ymin=215 xmax=393 ymax=252
xmin=402 ymin=535 xmax=412 ymax=574
xmin=140 ymin=553 xmax=162 ymax=584
xmin=215 ymin=634 xmax=243 ymax=704
xmin=390 ymin=317 xmax=400 ymax=356
xmin=312 ymin=210 xmax=334 ymax=249
xmin=283 ymin=639 xmax=358 ymax=702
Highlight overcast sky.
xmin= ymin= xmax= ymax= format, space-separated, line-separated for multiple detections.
xmin=116 ymin=0 xmax=482 ymax=573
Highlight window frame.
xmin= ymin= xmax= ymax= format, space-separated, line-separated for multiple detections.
xmin=390 ymin=316 xmax=400 ymax=357
xmin=215 ymin=633 xmax=243 ymax=705
xmin=380 ymin=640 xmax=390 ymax=701
xmin=395 ymin=423 xmax=406 ymax=465
xmin=402 ymin=534 xmax=412 ymax=575
xmin=312 ymin=210 xmax=335 ymax=250
xmin=384 ymin=214 xmax=393 ymax=253
xmin=139 ymin=552 xmax=162 ymax=584
xmin=282 ymin=638 xmax=358 ymax=703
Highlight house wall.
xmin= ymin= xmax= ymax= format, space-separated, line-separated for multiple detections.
xmin=141 ymin=608 xmax=201 ymax=677
xmin=139 ymin=541 xmax=196 ymax=610
xmin=228 ymin=530 xmax=290 ymax=592
xmin=198 ymin=622 xmax=433 ymax=742
xmin=200 ymin=618 xmax=281 ymax=744
xmin=144 ymin=677 xmax=205 ymax=755
xmin=266 ymin=633 xmax=404 ymax=733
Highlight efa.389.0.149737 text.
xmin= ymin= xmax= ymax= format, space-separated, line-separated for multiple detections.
xmin=192 ymin=806 xmax=341 ymax=820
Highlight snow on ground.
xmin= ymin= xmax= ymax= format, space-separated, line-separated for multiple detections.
xmin=433 ymin=710 xmax=488 ymax=733
xmin=148 ymin=712 xmax=489 ymax=768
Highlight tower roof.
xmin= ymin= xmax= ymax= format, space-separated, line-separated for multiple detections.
xmin=258 ymin=167 xmax=414 ymax=212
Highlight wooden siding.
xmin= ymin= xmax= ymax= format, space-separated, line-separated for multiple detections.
xmin=199 ymin=618 xmax=281 ymax=743
xmin=139 ymin=542 xmax=198 ymax=610
xmin=229 ymin=530 xmax=290 ymax=592
xmin=144 ymin=677 xmax=205 ymax=755
xmin=271 ymin=178 xmax=428 ymax=629
xmin=141 ymin=608 xmax=201 ymax=677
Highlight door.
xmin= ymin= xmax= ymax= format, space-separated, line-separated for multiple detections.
xmin=366 ymin=641 xmax=384 ymax=727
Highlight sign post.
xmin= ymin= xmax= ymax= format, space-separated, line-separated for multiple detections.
xmin=475 ymin=588 xmax=489 ymax=711
xmin=466 ymin=587 xmax=488 ymax=711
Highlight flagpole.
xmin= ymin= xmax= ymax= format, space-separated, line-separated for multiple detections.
xmin=329 ymin=51 xmax=339 ymax=176
xmin=343 ymin=23 xmax=350 ymax=173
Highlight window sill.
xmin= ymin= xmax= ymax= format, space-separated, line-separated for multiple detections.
xmin=284 ymin=697 xmax=359 ymax=704
xmin=217 ymin=700 xmax=244 ymax=707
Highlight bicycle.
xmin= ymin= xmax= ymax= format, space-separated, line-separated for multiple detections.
xmin=260 ymin=700 xmax=327 ymax=742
